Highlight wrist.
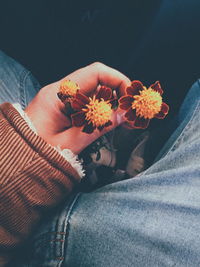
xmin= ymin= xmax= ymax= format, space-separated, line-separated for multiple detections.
xmin=13 ymin=103 xmax=85 ymax=178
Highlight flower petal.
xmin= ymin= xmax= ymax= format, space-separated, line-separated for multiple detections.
xmin=126 ymin=80 xmax=144 ymax=95
xmin=97 ymin=121 xmax=112 ymax=131
xmin=161 ymin=102 xmax=169 ymax=113
xmin=104 ymin=120 xmax=112 ymax=127
xmin=122 ymin=121 xmax=136 ymax=129
xmin=155 ymin=103 xmax=169 ymax=119
xmin=57 ymin=92 xmax=67 ymax=101
xmin=110 ymin=98 xmax=118 ymax=109
xmin=72 ymin=93 xmax=89 ymax=110
xmin=96 ymin=86 xmax=112 ymax=101
xmin=82 ymin=122 xmax=96 ymax=134
xmin=76 ymin=93 xmax=90 ymax=104
xmin=97 ymin=125 xmax=105 ymax=131
xmin=119 ymin=96 xmax=134 ymax=110
xmin=134 ymin=117 xmax=150 ymax=129
xmin=71 ymin=100 xmax=84 ymax=110
xmin=71 ymin=111 xmax=86 ymax=126
xmin=125 ymin=107 xmax=137 ymax=121
xmin=150 ymin=81 xmax=163 ymax=95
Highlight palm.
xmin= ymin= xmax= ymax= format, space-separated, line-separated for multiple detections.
xmin=25 ymin=63 xmax=131 ymax=153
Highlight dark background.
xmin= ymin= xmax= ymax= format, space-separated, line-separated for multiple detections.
xmin=1 ymin=0 xmax=200 ymax=115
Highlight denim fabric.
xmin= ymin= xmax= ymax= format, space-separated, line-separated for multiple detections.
xmin=1 ymin=50 xmax=200 ymax=266
xmin=0 ymin=50 xmax=40 ymax=108
xmin=26 ymin=81 xmax=200 ymax=267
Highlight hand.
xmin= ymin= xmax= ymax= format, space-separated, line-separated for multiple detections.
xmin=25 ymin=62 xmax=131 ymax=154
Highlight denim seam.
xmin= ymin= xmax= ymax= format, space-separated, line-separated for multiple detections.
xmin=198 ymin=79 xmax=200 ymax=90
xmin=19 ymin=69 xmax=31 ymax=109
xmin=58 ymin=193 xmax=82 ymax=267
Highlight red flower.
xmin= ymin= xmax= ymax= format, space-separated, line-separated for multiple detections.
xmin=119 ymin=80 xmax=169 ymax=129
xmin=71 ymin=86 xmax=114 ymax=134
xmin=57 ymin=80 xmax=80 ymax=104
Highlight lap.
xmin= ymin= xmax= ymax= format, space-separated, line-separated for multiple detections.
xmin=20 ymin=81 xmax=200 ymax=266
xmin=2 ymin=46 xmax=200 ymax=267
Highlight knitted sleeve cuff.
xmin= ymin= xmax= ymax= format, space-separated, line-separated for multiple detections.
xmin=0 ymin=102 xmax=84 ymax=259
xmin=13 ymin=103 xmax=85 ymax=178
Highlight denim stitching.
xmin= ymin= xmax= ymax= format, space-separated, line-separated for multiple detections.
xmin=19 ymin=70 xmax=31 ymax=109
xmin=198 ymin=79 xmax=200 ymax=89
xmin=57 ymin=193 xmax=82 ymax=267
xmin=34 ymin=232 xmax=66 ymax=239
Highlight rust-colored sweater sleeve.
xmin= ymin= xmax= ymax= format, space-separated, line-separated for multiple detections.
xmin=0 ymin=103 xmax=81 ymax=266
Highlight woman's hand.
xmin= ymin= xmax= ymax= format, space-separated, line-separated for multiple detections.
xmin=25 ymin=62 xmax=131 ymax=154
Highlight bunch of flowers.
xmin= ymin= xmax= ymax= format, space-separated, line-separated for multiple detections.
xmin=57 ymin=79 xmax=169 ymax=134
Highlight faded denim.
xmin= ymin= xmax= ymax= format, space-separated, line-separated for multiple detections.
xmin=0 ymin=50 xmax=40 ymax=108
xmin=1 ymin=50 xmax=200 ymax=266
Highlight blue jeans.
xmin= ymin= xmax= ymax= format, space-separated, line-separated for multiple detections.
xmin=1 ymin=50 xmax=200 ymax=266
xmin=0 ymin=51 xmax=40 ymax=108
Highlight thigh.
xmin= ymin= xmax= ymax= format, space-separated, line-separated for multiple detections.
xmin=0 ymin=50 xmax=40 ymax=109
xmin=20 ymin=80 xmax=200 ymax=267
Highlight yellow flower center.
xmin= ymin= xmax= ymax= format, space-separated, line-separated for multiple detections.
xmin=132 ymin=88 xmax=162 ymax=119
xmin=82 ymin=96 xmax=112 ymax=127
xmin=59 ymin=80 xmax=80 ymax=97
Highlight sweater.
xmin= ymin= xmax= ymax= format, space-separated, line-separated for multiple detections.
xmin=0 ymin=103 xmax=84 ymax=266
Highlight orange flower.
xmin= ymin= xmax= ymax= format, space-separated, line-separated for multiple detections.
xmin=71 ymin=86 xmax=115 ymax=134
xmin=119 ymin=80 xmax=169 ymax=129
xmin=57 ymin=80 xmax=80 ymax=104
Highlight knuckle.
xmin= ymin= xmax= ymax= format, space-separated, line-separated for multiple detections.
xmin=90 ymin=62 xmax=105 ymax=70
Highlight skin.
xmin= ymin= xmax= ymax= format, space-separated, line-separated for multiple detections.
xmin=25 ymin=62 xmax=131 ymax=154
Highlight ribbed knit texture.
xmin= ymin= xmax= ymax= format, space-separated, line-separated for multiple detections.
xmin=13 ymin=103 xmax=85 ymax=178
xmin=0 ymin=103 xmax=81 ymax=266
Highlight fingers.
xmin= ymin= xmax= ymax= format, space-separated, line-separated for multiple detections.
xmin=53 ymin=109 xmax=126 ymax=154
xmin=50 ymin=63 xmax=131 ymax=153
xmin=62 ymin=62 xmax=131 ymax=96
